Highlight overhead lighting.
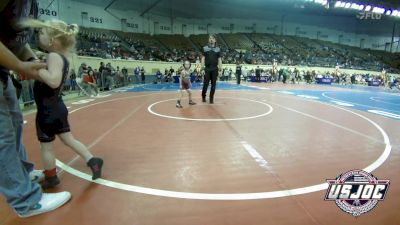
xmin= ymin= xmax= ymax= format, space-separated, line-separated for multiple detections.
xmin=335 ymin=1 xmax=342 ymax=8
xmin=350 ymin=3 xmax=360 ymax=10
xmin=311 ymin=1 xmax=399 ymax=17
xmin=372 ymin=7 xmax=385 ymax=14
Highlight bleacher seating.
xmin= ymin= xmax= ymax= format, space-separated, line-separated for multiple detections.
xmin=71 ymin=27 xmax=400 ymax=73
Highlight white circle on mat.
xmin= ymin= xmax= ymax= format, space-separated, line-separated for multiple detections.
xmin=56 ymin=93 xmax=392 ymax=200
xmin=147 ymin=97 xmax=273 ymax=121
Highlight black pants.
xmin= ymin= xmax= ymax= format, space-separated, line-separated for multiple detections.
xmin=202 ymin=69 xmax=218 ymax=100
xmin=141 ymin=74 xmax=145 ymax=84
xmin=236 ymin=73 xmax=241 ymax=84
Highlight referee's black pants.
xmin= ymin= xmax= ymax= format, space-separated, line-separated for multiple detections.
xmin=236 ymin=73 xmax=241 ymax=85
xmin=202 ymin=69 xmax=218 ymax=102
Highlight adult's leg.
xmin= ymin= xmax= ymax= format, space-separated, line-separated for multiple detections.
xmin=3 ymin=77 xmax=34 ymax=172
xmin=237 ymin=73 xmax=241 ymax=84
xmin=0 ymin=77 xmax=42 ymax=214
xmin=201 ymin=70 xmax=211 ymax=100
xmin=209 ymin=70 xmax=218 ymax=103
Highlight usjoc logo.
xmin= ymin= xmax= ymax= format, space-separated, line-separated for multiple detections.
xmin=325 ymin=170 xmax=389 ymax=217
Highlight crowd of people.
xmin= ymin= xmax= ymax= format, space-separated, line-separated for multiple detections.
xmin=231 ymin=65 xmax=399 ymax=89
xmin=73 ymin=28 xmax=400 ymax=74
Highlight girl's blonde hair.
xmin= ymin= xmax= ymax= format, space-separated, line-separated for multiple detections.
xmin=21 ymin=19 xmax=79 ymax=51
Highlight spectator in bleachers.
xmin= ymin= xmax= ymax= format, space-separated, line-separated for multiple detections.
xmin=74 ymin=28 xmax=400 ymax=77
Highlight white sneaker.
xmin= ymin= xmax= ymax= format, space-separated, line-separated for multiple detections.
xmin=17 ymin=192 xmax=71 ymax=218
xmin=29 ymin=170 xmax=45 ymax=183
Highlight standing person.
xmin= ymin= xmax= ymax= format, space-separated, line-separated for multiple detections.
xmin=242 ymin=66 xmax=248 ymax=82
xmin=105 ymin=62 xmax=114 ymax=90
xmin=97 ymin=62 xmax=105 ymax=88
xmin=201 ymin=34 xmax=222 ymax=104
xmin=69 ymin=68 xmax=77 ymax=91
xmin=0 ymin=0 xmax=71 ymax=217
xmin=282 ymin=68 xmax=288 ymax=84
xmin=23 ymin=19 xmax=104 ymax=189
xmin=134 ymin=66 xmax=140 ymax=84
xmin=381 ymin=68 xmax=387 ymax=87
xmin=115 ymin=66 xmax=122 ymax=87
xmin=140 ymin=66 xmax=145 ymax=84
xmin=78 ymin=63 xmax=87 ymax=78
xmin=334 ymin=64 xmax=340 ymax=84
xmin=278 ymin=67 xmax=284 ymax=82
xmin=272 ymin=59 xmax=278 ymax=82
xmin=176 ymin=60 xmax=196 ymax=108
xmin=235 ymin=62 xmax=242 ymax=85
xmin=156 ymin=69 xmax=162 ymax=84
xmin=255 ymin=66 xmax=261 ymax=82
xmin=294 ymin=67 xmax=300 ymax=84
xmin=121 ymin=67 xmax=128 ymax=85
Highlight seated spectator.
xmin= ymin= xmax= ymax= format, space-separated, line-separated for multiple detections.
xmin=82 ymin=70 xmax=99 ymax=97
xmin=155 ymin=70 xmax=162 ymax=83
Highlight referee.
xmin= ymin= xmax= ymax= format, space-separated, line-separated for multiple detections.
xmin=201 ymin=34 xmax=222 ymax=104
xmin=235 ymin=62 xmax=242 ymax=85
